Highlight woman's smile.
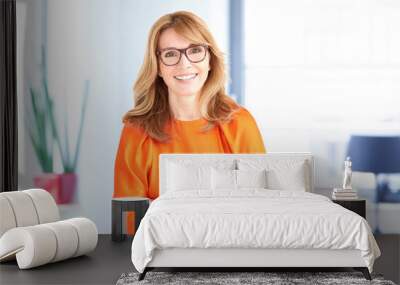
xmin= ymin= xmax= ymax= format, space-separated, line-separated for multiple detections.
xmin=174 ymin=73 xmax=198 ymax=81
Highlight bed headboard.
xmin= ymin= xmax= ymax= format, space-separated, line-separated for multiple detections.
xmin=159 ymin=153 xmax=314 ymax=195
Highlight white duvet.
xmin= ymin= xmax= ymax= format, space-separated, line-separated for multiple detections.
xmin=131 ymin=189 xmax=380 ymax=273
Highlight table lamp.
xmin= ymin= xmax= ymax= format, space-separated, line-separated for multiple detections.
xmin=346 ymin=135 xmax=400 ymax=234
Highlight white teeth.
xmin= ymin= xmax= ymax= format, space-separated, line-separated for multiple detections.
xmin=174 ymin=74 xmax=197 ymax=80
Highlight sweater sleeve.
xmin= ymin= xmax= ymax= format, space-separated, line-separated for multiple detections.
xmin=223 ymin=107 xmax=267 ymax=153
xmin=114 ymin=123 xmax=149 ymax=198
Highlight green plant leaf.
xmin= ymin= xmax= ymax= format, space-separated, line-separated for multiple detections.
xmin=43 ymin=78 xmax=67 ymax=170
xmin=27 ymin=86 xmax=53 ymax=172
xmin=63 ymin=110 xmax=72 ymax=172
xmin=72 ymin=80 xmax=90 ymax=172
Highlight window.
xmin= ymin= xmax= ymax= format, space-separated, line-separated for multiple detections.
xmin=244 ymin=0 xmax=400 ymax=131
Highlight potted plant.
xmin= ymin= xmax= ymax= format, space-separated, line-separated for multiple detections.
xmin=28 ymin=47 xmax=89 ymax=204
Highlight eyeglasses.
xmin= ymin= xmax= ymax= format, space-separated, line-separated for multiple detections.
xmin=157 ymin=44 xmax=209 ymax=66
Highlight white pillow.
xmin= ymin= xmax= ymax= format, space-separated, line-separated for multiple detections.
xmin=267 ymin=167 xmax=306 ymax=191
xmin=211 ymin=168 xmax=268 ymax=190
xmin=238 ymin=159 xmax=308 ymax=191
xmin=237 ymin=169 xmax=268 ymax=189
xmin=211 ymin=168 xmax=237 ymax=190
xmin=167 ymin=162 xmax=212 ymax=191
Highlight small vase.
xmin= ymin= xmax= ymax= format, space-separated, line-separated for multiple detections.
xmin=33 ymin=173 xmax=77 ymax=204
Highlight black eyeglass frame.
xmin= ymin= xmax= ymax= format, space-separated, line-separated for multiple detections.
xmin=157 ymin=44 xmax=209 ymax=66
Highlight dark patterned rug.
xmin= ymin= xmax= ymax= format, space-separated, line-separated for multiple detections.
xmin=116 ymin=271 xmax=396 ymax=285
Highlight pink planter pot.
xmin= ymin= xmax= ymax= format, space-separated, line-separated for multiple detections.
xmin=34 ymin=173 xmax=77 ymax=204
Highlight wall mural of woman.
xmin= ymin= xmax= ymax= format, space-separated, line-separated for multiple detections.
xmin=113 ymin=11 xmax=266 ymax=234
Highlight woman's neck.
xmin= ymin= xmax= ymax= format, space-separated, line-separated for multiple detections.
xmin=168 ymin=92 xmax=202 ymax=120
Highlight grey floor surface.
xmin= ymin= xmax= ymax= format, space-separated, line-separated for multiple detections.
xmin=1 ymin=234 xmax=399 ymax=285
xmin=0 ymin=235 xmax=134 ymax=285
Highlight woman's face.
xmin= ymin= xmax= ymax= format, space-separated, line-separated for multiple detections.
xmin=157 ymin=28 xmax=210 ymax=99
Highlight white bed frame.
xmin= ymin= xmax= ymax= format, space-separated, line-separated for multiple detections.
xmin=140 ymin=153 xmax=371 ymax=280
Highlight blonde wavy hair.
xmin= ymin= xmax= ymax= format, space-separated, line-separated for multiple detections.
xmin=123 ymin=10 xmax=240 ymax=142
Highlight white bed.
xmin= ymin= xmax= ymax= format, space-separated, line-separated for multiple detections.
xmin=131 ymin=153 xmax=381 ymax=280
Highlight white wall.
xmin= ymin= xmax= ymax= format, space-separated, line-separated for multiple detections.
xmin=17 ymin=0 xmax=46 ymax=189
xmin=17 ymin=0 xmax=229 ymax=233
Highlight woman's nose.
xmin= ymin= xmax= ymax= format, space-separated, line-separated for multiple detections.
xmin=178 ymin=53 xmax=192 ymax=68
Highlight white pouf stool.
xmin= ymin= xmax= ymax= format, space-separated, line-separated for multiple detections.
xmin=0 ymin=189 xmax=98 ymax=269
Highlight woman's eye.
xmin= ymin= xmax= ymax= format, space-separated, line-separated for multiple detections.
xmin=189 ymin=47 xmax=202 ymax=54
xmin=164 ymin=51 xmax=178 ymax=58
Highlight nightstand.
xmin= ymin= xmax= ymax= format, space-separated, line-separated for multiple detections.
xmin=112 ymin=197 xmax=150 ymax=242
xmin=332 ymin=199 xmax=366 ymax=219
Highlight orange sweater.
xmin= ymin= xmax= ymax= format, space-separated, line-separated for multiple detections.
xmin=113 ymin=107 xmax=266 ymax=233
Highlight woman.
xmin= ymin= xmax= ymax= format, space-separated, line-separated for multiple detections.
xmin=114 ymin=11 xmax=266 ymax=233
